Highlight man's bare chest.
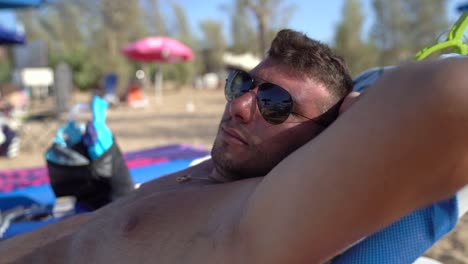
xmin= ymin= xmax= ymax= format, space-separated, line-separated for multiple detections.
xmin=71 ymin=175 xmax=261 ymax=263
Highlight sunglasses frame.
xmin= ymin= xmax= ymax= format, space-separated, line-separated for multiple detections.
xmin=225 ymin=69 xmax=342 ymax=127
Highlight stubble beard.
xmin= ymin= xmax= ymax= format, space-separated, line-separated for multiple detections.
xmin=211 ymin=138 xmax=280 ymax=181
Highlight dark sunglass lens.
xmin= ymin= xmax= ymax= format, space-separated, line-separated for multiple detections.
xmin=225 ymin=71 xmax=253 ymax=101
xmin=257 ymin=83 xmax=293 ymax=124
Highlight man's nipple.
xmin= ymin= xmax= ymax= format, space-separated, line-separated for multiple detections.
xmin=121 ymin=215 xmax=139 ymax=234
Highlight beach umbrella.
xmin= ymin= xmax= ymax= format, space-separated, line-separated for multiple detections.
xmin=0 ymin=0 xmax=46 ymax=45
xmin=0 ymin=0 xmax=43 ymax=9
xmin=122 ymin=36 xmax=194 ymax=103
xmin=0 ymin=24 xmax=25 ymax=45
xmin=457 ymin=3 xmax=468 ymax=12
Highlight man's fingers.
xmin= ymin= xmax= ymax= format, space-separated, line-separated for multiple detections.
xmin=339 ymin=91 xmax=361 ymax=114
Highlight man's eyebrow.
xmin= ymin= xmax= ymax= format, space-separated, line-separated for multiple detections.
xmin=292 ymin=92 xmax=322 ymax=109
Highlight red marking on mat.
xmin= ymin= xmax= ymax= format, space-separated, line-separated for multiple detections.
xmin=125 ymin=157 xmax=169 ymax=168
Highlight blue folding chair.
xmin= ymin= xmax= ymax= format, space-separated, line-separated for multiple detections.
xmin=103 ymin=73 xmax=119 ymax=105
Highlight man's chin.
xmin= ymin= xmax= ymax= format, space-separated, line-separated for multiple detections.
xmin=212 ymin=145 xmax=250 ymax=175
xmin=213 ymin=138 xmax=247 ymax=158
xmin=211 ymin=152 xmax=270 ymax=181
xmin=211 ymin=139 xmax=278 ymax=179
xmin=212 ymin=148 xmax=247 ymax=170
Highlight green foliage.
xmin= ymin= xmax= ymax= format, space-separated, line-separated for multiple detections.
xmin=49 ymin=49 xmax=102 ymax=91
xmin=14 ymin=0 xmax=455 ymax=89
xmin=199 ymin=20 xmax=226 ymax=74
xmin=370 ymin=0 xmax=449 ymax=65
xmin=0 ymin=54 xmax=11 ymax=83
xmin=225 ymin=0 xmax=258 ymax=54
xmin=74 ymin=63 xmax=102 ymax=91
xmin=160 ymin=62 xmax=195 ymax=86
xmin=16 ymin=0 xmax=298 ymax=90
xmin=224 ymin=0 xmax=295 ymax=57
xmin=242 ymin=0 xmax=297 ymax=57
xmin=403 ymin=0 xmax=449 ymax=53
xmin=333 ymin=0 xmax=378 ymax=75
xmin=169 ymin=2 xmax=197 ymax=84
xmin=142 ymin=0 xmax=167 ymax=35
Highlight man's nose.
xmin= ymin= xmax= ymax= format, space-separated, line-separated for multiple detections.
xmin=229 ymin=91 xmax=257 ymax=123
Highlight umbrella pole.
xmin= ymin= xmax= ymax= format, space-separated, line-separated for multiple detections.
xmin=155 ymin=64 xmax=163 ymax=104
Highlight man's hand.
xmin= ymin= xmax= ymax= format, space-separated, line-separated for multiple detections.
xmin=339 ymin=91 xmax=361 ymax=115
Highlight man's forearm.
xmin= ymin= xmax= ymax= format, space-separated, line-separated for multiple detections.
xmin=0 ymin=212 xmax=92 ymax=263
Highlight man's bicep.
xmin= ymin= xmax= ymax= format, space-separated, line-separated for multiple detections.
xmin=0 ymin=212 xmax=92 ymax=262
xmin=237 ymin=140 xmax=372 ymax=263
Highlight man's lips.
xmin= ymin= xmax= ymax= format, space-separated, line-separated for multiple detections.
xmin=221 ymin=126 xmax=248 ymax=145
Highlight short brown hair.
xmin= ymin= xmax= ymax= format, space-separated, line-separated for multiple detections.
xmin=268 ymin=29 xmax=353 ymax=109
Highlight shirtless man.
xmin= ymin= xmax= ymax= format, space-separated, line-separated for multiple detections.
xmin=3 ymin=29 xmax=468 ymax=264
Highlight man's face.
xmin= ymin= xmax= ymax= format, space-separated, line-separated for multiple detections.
xmin=211 ymin=58 xmax=331 ymax=180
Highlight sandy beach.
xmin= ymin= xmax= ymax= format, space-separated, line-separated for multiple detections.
xmin=0 ymin=88 xmax=466 ymax=262
xmin=0 ymin=88 xmax=224 ymax=170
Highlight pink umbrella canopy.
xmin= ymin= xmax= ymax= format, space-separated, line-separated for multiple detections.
xmin=122 ymin=37 xmax=194 ymax=104
xmin=122 ymin=36 xmax=194 ymax=63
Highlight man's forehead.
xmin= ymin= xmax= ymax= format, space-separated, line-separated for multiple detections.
xmin=292 ymin=79 xmax=329 ymax=113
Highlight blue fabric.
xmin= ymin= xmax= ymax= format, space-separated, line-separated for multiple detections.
xmin=0 ymin=159 xmax=196 ymax=210
xmin=103 ymin=73 xmax=118 ymax=94
xmin=47 ymin=96 xmax=114 ymax=161
xmin=0 ymin=185 xmax=55 ymax=210
xmin=85 ymin=96 xmax=113 ymax=160
xmin=332 ymin=196 xmax=458 ymax=263
xmin=457 ymin=3 xmax=468 ymax=12
xmin=82 ymin=121 xmax=98 ymax=148
xmin=50 ymin=121 xmax=82 ymax=148
xmin=340 ymin=58 xmax=460 ymax=262
xmin=63 ymin=121 xmax=83 ymax=146
xmin=0 ymin=0 xmax=42 ymax=9
xmin=0 ymin=24 xmax=25 ymax=45
xmin=1 ymin=159 xmax=200 ymax=239
xmin=131 ymin=159 xmax=194 ymax=184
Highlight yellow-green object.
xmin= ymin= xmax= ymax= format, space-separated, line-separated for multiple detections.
xmin=415 ymin=12 xmax=468 ymax=60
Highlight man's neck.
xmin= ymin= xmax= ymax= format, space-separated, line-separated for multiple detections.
xmin=209 ymin=168 xmax=235 ymax=183
xmin=188 ymin=158 xmax=232 ymax=183
xmin=209 ymin=161 xmax=264 ymax=183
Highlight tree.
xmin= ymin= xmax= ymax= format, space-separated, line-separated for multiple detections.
xmin=224 ymin=0 xmax=257 ymax=54
xmin=370 ymin=0 xmax=449 ymax=66
xmin=18 ymin=0 xmax=148 ymax=91
xmin=333 ymin=0 xmax=377 ymax=74
xmin=403 ymin=0 xmax=449 ymax=55
xmin=242 ymin=0 xmax=296 ymax=58
xmin=142 ymin=0 xmax=168 ymax=36
xmin=157 ymin=2 xmax=198 ymax=86
xmin=100 ymin=0 xmax=145 ymax=62
xmin=19 ymin=0 xmax=85 ymax=54
xmin=18 ymin=0 xmax=101 ymax=90
xmin=199 ymin=20 xmax=226 ymax=74
xmin=0 ymin=49 xmax=12 ymax=83
xmin=97 ymin=0 xmax=146 ymax=91
xmin=370 ymin=0 xmax=408 ymax=65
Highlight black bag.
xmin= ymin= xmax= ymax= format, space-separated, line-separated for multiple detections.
xmin=46 ymin=140 xmax=134 ymax=210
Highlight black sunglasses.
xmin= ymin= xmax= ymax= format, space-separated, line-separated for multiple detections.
xmin=224 ymin=69 xmax=342 ymax=126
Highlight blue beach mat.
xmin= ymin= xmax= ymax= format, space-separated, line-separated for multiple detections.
xmin=0 ymin=144 xmax=209 ymax=239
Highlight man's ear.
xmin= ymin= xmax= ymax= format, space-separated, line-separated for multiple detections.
xmin=339 ymin=91 xmax=361 ymax=114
